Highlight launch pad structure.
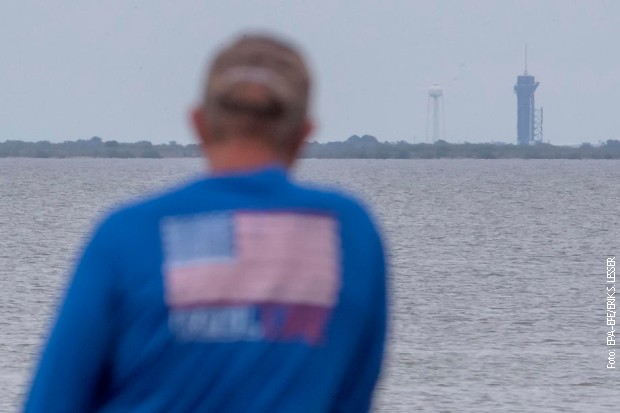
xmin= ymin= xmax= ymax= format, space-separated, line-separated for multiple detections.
xmin=514 ymin=46 xmax=543 ymax=145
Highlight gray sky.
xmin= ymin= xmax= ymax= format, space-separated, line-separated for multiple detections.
xmin=1 ymin=0 xmax=618 ymax=145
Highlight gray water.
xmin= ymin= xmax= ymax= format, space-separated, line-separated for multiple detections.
xmin=1 ymin=158 xmax=619 ymax=412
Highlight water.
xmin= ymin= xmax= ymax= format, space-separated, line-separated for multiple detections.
xmin=1 ymin=158 xmax=619 ymax=412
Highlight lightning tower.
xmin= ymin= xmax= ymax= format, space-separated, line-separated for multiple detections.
xmin=514 ymin=45 xmax=542 ymax=145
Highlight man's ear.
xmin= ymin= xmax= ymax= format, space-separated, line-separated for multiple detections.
xmin=287 ymin=118 xmax=314 ymax=166
xmin=191 ymin=106 xmax=211 ymax=147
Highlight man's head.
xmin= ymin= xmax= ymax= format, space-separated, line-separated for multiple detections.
xmin=193 ymin=33 xmax=313 ymax=170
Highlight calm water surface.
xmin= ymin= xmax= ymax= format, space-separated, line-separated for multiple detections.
xmin=1 ymin=158 xmax=619 ymax=412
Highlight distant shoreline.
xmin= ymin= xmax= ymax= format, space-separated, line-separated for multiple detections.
xmin=2 ymin=135 xmax=620 ymax=159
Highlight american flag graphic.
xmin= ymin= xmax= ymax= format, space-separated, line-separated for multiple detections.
xmin=161 ymin=211 xmax=340 ymax=344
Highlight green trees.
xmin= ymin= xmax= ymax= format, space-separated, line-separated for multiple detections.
xmin=0 ymin=138 xmax=200 ymax=158
xmin=302 ymin=137 xmax=620 ymax=159
xmin=1 ymin=137 xmax=620 ymax=159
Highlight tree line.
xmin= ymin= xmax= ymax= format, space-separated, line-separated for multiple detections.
xmin=0 ymin=137 xmax=198 ymax=158
xmin=1 ymin=135 xmax=620 ymax=159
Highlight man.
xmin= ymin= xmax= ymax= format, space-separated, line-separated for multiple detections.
xmin=25 ymin=33 xmax=387 ymax=412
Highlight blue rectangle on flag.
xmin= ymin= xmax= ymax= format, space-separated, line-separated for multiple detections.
xmin=162 ymin=212 xmax=235 ymax=266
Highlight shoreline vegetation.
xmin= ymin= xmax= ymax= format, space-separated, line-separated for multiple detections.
xmin=1 ymin=135 xmax=620 ymax=159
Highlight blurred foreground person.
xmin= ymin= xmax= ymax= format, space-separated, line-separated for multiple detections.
xmin=25 ymin=33 xmax=387 ymax=413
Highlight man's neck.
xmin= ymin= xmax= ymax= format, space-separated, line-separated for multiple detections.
xmin=205 ymin=137 xmax=289 ymax=174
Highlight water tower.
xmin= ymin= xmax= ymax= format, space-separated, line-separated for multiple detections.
xmin=427 ymin=84 xmax=444 ymax=142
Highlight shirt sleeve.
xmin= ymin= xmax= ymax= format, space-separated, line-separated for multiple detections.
xmin=24 ymin=219 xmax=118 ymax=413
xmin=332 ymin=227 xmax=388 ymax=413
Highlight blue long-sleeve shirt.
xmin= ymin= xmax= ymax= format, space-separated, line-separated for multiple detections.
xmin=25 ymin=166 xmax=387 ymax=413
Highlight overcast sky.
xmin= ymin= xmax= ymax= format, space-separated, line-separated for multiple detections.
xmin=1 ymin=0 xmax=618 ymax=145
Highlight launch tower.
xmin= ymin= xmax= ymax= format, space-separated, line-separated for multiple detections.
xmin=514 ymin=47 xmax=542 ymax=145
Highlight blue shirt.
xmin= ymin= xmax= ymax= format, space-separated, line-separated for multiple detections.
xmin=25 ymin=166 xmax=387 ymax=413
